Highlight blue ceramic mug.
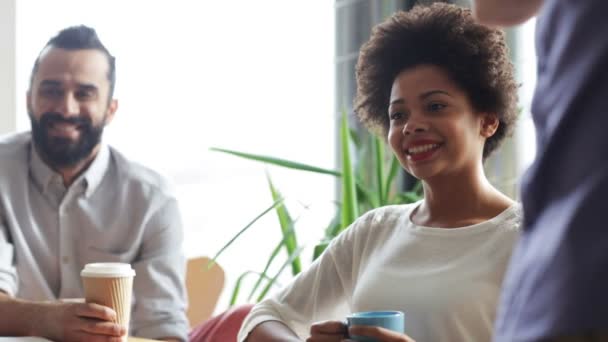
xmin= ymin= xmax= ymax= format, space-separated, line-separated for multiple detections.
xmin=346 ymin=311 xmax=405 ymax=342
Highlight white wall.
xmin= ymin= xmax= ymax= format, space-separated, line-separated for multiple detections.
xmin=0 ymin=0 xmax=16 ymax=134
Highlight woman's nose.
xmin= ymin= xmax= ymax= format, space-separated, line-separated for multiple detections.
xmin=403 ymin=117 xmax=429 ymax=135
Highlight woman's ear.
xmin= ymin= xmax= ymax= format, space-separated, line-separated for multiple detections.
xmin=480 ymin=113 xmax=499 ymax=138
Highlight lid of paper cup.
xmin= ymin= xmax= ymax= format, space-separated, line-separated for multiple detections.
xmin=80 ymin=263 xmax=135 ymax=278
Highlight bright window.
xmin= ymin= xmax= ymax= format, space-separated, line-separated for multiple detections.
xmin=513 ymin=18 xmax=538 ymax=175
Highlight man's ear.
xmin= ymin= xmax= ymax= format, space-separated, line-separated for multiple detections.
xmin=104 ymin=99 xmax=119 ymax=126
xmin=480 ymin=113 xmax=499 ymax=138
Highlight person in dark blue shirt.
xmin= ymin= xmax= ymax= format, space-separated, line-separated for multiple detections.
xmin=473 ymin=1 xmax=608 ymax=341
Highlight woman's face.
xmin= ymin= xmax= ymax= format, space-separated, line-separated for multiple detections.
xmin=387 ymin=64 xmax=496 ymax=181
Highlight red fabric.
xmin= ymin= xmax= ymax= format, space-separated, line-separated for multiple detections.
xmin=189 ymin=304 xmax=254 ymax=342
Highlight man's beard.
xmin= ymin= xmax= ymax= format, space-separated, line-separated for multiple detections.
xmin=29 ymin=111 xmax=105 ymax=168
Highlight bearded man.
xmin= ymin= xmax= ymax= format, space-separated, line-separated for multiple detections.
xmin=0 ymin=25 xmax=188 ymax=342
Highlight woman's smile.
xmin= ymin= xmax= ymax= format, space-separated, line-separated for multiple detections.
xmin=406 ymin=142 xmax=443 ymax=162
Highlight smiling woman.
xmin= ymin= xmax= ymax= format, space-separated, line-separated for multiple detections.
xmin=239 ymin=3 xmax=522 ymax=342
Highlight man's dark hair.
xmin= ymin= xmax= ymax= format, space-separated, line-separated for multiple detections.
xmin=355 ymin=3 xmax=518 ymax=160
xmin=30 ymin=25 xmax=116 ymax=101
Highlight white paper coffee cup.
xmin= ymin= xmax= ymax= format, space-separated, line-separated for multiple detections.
xmin=81 ymin=263 xmax=136 ymax=342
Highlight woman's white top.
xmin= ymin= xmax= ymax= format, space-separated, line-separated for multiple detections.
xmin=238 ymin=202 xmax=522 ymax=342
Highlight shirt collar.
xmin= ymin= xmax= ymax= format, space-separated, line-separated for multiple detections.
xmin=29 ymin=142 xmax=111 ymax=198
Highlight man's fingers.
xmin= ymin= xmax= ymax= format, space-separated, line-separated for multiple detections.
xmin=74 ymin=303 xmax=116 ymax=321
xmin=78 ymin=318 xmax=125 ymax=337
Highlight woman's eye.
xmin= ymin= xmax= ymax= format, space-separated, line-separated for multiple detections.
xmin=390 ymin=112 xmax=403 ymax=120
xmin=428 ymin=103 xmax=446 ymax=112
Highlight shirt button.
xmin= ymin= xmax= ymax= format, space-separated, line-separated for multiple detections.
xmin=62 ymin=256 xmax=69 ymax=264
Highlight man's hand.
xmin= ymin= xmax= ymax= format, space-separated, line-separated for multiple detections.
xmin=346 ymin=325 xmax=415 ymax=342
xmin=37 ymin=301 xmax=126 ymax=342
xmin=307 ymin=320 xmax=348 ymax=342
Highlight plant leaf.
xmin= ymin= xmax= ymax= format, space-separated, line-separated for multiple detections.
xmin=373 ymin=136 xmax=386 ymax=205
xmin=413 ymin=180 xmax=423 ymax=195
xmin=266 ymin=173 xmax=302 ymax=275
xmin=312 ymin=239 xmax=333 ymax=260
xmin=356 ymin=179 xmax=379 ymax=209
xmin=349 ymin=128 xmax=362 ymax=150
xmin=256 ymin=246 xmax=306 ymax=302
xmin=209 ymin=198 xmax=285 ymax=267
xmin=385 ymin=155 xmax=401 ymax=202
xmin=229 ymin=270 xmax=272 ymax=306
xmin=210 ymin=147 xmax=341 ymax=177
xmin=247 ymin=220 xmax=299 ymax=301
xmin=324 ymin=209 xmax=342 ymax=238
xmin=339 ymin=110 xmax=359 ymax=231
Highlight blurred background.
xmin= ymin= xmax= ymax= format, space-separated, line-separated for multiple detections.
xmin=0 ymin=0 xmax=537 ymax=313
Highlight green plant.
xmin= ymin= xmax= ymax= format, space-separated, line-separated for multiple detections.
xmin=210 ymin=112 xmax=422 ymax=306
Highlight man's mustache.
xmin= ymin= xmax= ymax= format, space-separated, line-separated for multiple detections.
xmin=39 ymin=112 xmax=92 ymax=127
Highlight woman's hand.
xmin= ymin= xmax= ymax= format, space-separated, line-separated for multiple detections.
xmin=306 ymin=320 xmax=348 ymax=342
xmin=346 ymin=325 xmax=416 ymax=342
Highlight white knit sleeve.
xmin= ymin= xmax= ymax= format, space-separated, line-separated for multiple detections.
xmin=237 ymin=214 xmax=371 ymax=341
